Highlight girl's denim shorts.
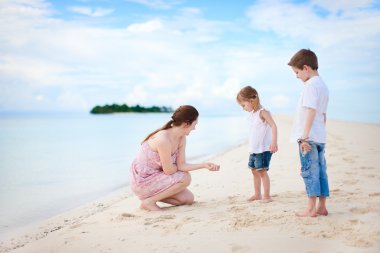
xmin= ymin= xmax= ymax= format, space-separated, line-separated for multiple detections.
xmin=248 ymin=151 xmax=272 ymax=170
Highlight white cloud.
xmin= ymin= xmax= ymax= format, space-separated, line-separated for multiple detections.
xmin=126 ymin=19 xmax=164 ymax=33
xmin=0 ymin=55 xmax=70 ymax=87
xmin=124 ymin=0 xmax=182 ymax=10
xmin=34 ymin=95 xmax=45 ymax=101
xmin=68 ymin=6 xmax=114 ymax=17
xmin=212 ymin=78 xmax=241 ymax=100
xmin=126 ymin=86 xmax=148 ymax=105
xmin=0 ymin=0 xmax=379 ymax=117
xmin=0 ymin=0 xmax=52 ymax=16
xmin=57 ymin=91 xmax=88 ymax=110
xmin=246 ymin=0 xmax=380 ymax=48
xmin=310 ymin=0 xmax=375 ymax=13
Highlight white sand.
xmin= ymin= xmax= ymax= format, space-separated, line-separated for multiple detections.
xmin=1 ymin=115 xmax=379 ymax=253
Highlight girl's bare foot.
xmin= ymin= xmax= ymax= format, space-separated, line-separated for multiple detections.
xmin=317 ymin=208 xmax=328 ymax=216
xmin=262 ymin=197 xmax=273 ymax=203
xmin=295 ymin=209 xmax=317 ymax=217
xmin=140 ymin=201 xmax=161 ymax=211
xmin=247 ymin=195 xmax=262 ymax=201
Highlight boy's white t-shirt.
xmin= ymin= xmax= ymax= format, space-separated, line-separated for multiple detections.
xmin=291 ymin=76 xmax=329 ymax=143
xmin=248 ymin=107 xmax=272 ymax=154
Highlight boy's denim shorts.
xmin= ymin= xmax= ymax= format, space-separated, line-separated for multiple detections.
xmin=248 ymin=151 xmax=272 ymax=170
xmin=299 ymin=141 xmax=330 ymax=197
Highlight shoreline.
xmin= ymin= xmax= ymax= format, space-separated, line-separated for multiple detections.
xmin=0 ymin=112 xmax=246 ymax=241
xmin=0 ymin=140 xmax=244 ymax=241
xmin=1 ymin=115 xmax=380 ymax=253
xmin=0 ymin=141 xmax=248 ymax=252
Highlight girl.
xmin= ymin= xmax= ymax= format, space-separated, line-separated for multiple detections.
xmin=237 ymin=86 xmax=278 ymax=203
xmin=130 ymin=105 xmax=220 ymax=211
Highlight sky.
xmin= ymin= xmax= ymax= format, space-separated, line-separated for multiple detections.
xmin=0 ymin=0 xmax=380 ymax=123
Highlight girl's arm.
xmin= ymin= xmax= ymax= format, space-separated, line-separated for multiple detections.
xmin=176 ymin=137 xmax=220 ymax=172
xmin=260 ymin=109 xmax=278 ymax=153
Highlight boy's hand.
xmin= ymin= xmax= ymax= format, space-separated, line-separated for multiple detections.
xmin=300 ymin=142 xmax=311 ymax=157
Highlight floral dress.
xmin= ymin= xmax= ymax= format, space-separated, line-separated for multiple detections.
xmin=130 ymin=141 xmax=185 ymax=200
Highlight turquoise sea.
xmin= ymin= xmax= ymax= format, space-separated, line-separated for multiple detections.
xmin=0 ymin=112 xmax=247 ymax=237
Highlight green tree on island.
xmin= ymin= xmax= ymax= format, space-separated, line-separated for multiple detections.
xmin=90 ymin=103 xmax=173 ymax=114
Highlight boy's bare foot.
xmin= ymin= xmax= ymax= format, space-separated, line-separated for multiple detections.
xmin=247 ymin=195 xmax=262 ymax=201
xmin=316 ymin=208 xmax=328 ymax=216
xmin=295 ymin=209 xmax=317 ymax=217
xmin=140 ymin=201 xmax=161 ymax=211
xmin=262 ymin=197 xmax=273 ymax=203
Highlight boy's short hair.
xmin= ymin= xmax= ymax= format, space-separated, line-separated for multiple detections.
xmin=288 ymin=49 xmax=318 ymax=70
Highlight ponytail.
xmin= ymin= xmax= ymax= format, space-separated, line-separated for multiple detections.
xmin=141 ymin=119 xmax=174 ymax=144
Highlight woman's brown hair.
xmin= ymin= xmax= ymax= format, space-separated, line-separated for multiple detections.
xmin=142 ymin=105 xmax=199 ymax=143
xmin=236 ymin=86 xmax=261 ymax=112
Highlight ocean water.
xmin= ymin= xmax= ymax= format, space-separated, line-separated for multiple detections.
xmin=0 ymin=112 xmax=247 ymax=237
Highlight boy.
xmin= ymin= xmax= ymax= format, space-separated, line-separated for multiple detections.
xmin=288 ymin=49 xmax=329 ymax=217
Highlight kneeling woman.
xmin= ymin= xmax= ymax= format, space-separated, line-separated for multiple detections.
xmin=130 ymin=105 xmax=220 ymax=211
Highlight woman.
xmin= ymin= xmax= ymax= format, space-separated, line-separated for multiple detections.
xmin=130 ymin=105 xmax=220 ymax=211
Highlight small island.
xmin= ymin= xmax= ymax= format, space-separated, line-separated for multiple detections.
xmin=90 ymin=103 xmax=173 ymax=114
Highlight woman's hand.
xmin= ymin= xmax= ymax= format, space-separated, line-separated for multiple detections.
xmin=204 ymin=163 xmax=220 ymax=171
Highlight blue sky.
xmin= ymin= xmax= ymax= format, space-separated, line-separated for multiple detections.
xmin=1 ymin=0 xmax=380 ymax=122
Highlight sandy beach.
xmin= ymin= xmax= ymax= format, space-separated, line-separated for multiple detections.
xmin=1 ymin=115 xmax=379 ymax=253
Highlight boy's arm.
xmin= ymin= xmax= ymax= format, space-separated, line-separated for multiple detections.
xmin=302 ymin=107 xmax=316 ymax=140
xmin=298 ymin=107 xmax=316 ymax=154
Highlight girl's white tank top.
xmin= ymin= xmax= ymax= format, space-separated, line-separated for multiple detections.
xmin=248 ymin=108 xmax=272 ymax=154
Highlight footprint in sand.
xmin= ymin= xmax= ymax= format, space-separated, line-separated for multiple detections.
xmin=209 ymin=211 xmax=228 ymax=222
xmin=70 ymin=223 xmax=83 ymax=229
xmin=228 ymin=205 xmax=247 ymax=214
xmin=230 ymin=244 xmax=250 ymax=252
xmin=228 ymin=195 xmax=240 ymax=204
xmin=182 ymin=216 xmax=200 ymax=223
xmin=364 ymin=173 xmax=378 ymax=179
xmin=360 ymin=166 xmax=375 ymax=170
xmin=349 ymin=207 xmax=371 ymax=214
xmin=369 ymin=192 xmax=380 ymax=197
xmin=144 ymin=214 xmax=176 ymax=225
xmin=349 ymin=219 xmax=361 ymax=225
xmin=342 ymin=157 xmax=355 ymax=163
xmin=114 ymin=213 xmax=137 ymax=221
xmin=342 ymin=179 xmax=359 ymax=185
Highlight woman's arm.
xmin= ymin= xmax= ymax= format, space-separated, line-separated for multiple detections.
xmin=176 ymin=137 xmax=220 ymax=172
xmin=154 ymin=136 xmax=178 ymax=175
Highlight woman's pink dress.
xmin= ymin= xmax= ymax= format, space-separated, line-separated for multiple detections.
xmin=130 ymin=141 xmax=185 ymax=200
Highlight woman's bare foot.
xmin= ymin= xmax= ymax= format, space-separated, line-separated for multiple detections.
xmin=295 ymin=209 xmax=317 ymax=217
xmin=247 ymin=195 xmax=262 ymax=201
xmin=140 ymin=201 xmax=161 ymax=211
xmin=262 ymin=197 xmax=273 ymax=203
xmin=316 ymin=208 xmax=328 ymax=216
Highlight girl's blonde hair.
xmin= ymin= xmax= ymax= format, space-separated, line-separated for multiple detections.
xmin=236 ymin=86 xmax=261 ymax=112
xmin=142 ymin=105 xmax=199 ymax=143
